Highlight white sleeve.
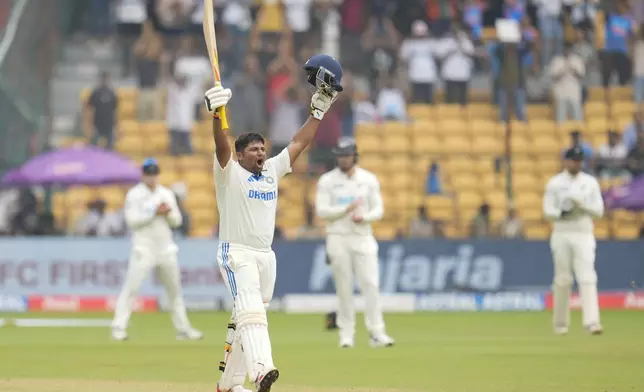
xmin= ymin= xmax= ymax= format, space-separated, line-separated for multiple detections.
xmin=579 ymin=178 xmax=604 ymax=218
xmin=362 ymin=176 xmax=384 ymax=222
xmin=213 ymin=154 xmax=233 ymax=184
xmin=267 ymin=147 xmax=292 ymax=179
xmin=315 ymin=176 xmax=348 ymax=221
xmin=165 ymin=190 xmax=183 ymax=229
xmin=124 ymin=188 xmax=157 ymax=230
xmin=399 ymin=40 xmax=411 ymax=60
xmin=543 ymin=179 xmax=562 ymax=221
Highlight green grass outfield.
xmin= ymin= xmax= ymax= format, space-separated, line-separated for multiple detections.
xmin=0 ymin=311 xmax=643 ymax=392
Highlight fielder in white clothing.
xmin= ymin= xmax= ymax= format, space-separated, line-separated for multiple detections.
xmin=315 ymin=137 xmax=394 ymax=348
xmin=204 ymin=54 xmax=342 ymax=392
xmin=112 ymin=158 xmax=203 ymax=341
xmin=543 ymin=146 xmax=604 ymax=335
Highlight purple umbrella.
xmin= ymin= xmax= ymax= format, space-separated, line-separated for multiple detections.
xmin=1 ymin=146 xmax=141 ymax=186
xmin=604 ymin=177 xmax=644 ymax=211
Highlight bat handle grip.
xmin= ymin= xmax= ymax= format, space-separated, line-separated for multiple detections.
xmin=212 ymin=82 xmax=229 ymax=130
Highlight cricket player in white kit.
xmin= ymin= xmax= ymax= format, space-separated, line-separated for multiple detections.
xmin=112 ymin=158 xmax=203 ymax=341
xmin=543 ymin=146 xmax=604 ymax=335
xmin=315 ymin=138 xmax=394 ymax=349
xmin=204 ymin=54 xmax=343 ymax=392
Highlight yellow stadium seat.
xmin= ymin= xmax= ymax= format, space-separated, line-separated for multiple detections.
xmin=594 ymin=219 xmax=610 ymax=240
xmin=473 ymin=156 xmax=495 ymax=174
xmin=609 ymin=86 xmax=633 ymax=101
xmin=481 ymin=173 xmax=506 ymax=190
xmin=613 ymin=223 xmax=640 ymax=240
xmin=558 ymin=121 xmax=585 ymax=134
xmin=118 ymin=100 xmax=136 ymax=120
xmin=386 ymin=155 xmax=410 ymax=172
xmin=356 ymin=134 xmax=382 ymax=154
xmin=588 ymin=87 xmax=605 ymax=102
xmin=513 ymin=192 xmax=541 ymax=210
xmin=614 ymin=116 xmax=632 ymax=131
xmin=387 ymin=172 xmax=412 ymax=190
xmin=443 ymin=135 xmax=470 ymax=154
xmin=613 ymin=210 xmax=638 ymax=223
xmin=512 ymin=173 xmax=540 ymax=191
xmin=450 ymin=173 xmax=479 ymax=190
xmin=585 ymin=102 xmax=607 ymax=119
xmin=185 ymin=189 xmax=216 ymax=211
xmin=411 ymin=120 xmax=437 ymax=135
xmin=587 ymin=117 xmax=609 ymax=135
xmin=412 ymin=134 xmax=442 ymax=154
xmin=446 ymin=157 xmax=474 ymax=173
xmin=116 ymin=135 xmax=143 ymax=155
xmin=532 ymin=135 xmax=560 ymax=154
xmin=468 ymin=104 xmax=494 ymax=120
xmin=485 ymin=189 xmax=507 ymax=209
xmin=374 ymin=226 xmax=397 ymax=240
xmin=407 ymin=104 xmax=434 ymax=120
xmin=457 ymin=191 xmax=483 ymax=209
xmin=511 ymin=157 xmax=536 ymax=174
xmin=527 ymin=105 xmax=552 ymax=120
xmin=119 ymin=120 xmax=140 ymax=136
xmin=140 ymin=121 xmax=167 ymax=135
xmin=438 ymin=119 xmax=468 ymax=135
xmin=507 ymin=120 xmax=528 ymax=135
xmin=383 ymin=121 xmax=408 ymax=134
xmin=178 ymin=155 xmax=209 ymax=170
xmin=424 ymin=195 xmax=455 ymax=221
xmin=192 ymin=135 xmax=212 ymax=154
xmin=590 ymin=134 xmax=605 ymax=150
xmin=520 ymin=208 xmax=542 ymax=221
xmin=144 ymin=132 xmax=170 ymax=155
xmin=382 ymin=134 xmax=410 ymax=153
xmin=612 ymin=101 xmax=635 ymax=118
xmin=192 ymin=225 xmax=215 ymax=238
xmin=117 ymin=87 xmax=139 ymax=101
xmin=158 ymin=169 xmax=180 ymax=187
xmin=435 ymin=104 xmax=464 ymax=119
xmin=472 ymin=120 xmax=501 ymax=137
xmin=154 ymin=155 xmax=176 ymax=170
xmin=529 ymin=119 xmax=556 ymax=135
xmin=537 ymin=158 xmax=561 ymax=176
xmin=471 ymin=136 xmax=503 ymax=155
xmin=524 ymin=222 xmax=550 ymax=239
xmin=358 ymin=154 xmax=384 ymax=171
xmin=510 ymin=135 xmax=530 ymax=154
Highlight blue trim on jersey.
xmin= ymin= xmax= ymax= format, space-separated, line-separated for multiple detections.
xmin=221 ymin=242 xmax=237 ymax=297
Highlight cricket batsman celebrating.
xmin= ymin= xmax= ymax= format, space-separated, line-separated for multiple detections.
xmin=112 ymin=158 xmax=203 ymax=341
xmin=543 ymin=146 xmax=604 ymax=335
xmin=315 ymin=138 xmax=394 ymax=348
xmin=204 ymin=54 xmax=342 ymax=392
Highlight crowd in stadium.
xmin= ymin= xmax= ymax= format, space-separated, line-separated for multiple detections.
xmin=1 ymin=0 xmax=644 ymax=240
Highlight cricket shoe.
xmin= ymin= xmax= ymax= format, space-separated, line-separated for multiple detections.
xmin=176 ymin=328 xmax=204 ymax=341
xmin=111 ymin=328 xmax=129 ymax=341
xmin=554 ymin=326 xmax=569 ymax=335
xmin=586 ymin=324 xmax=603 ymax=335
xmin=370 ymin=334 xmax=395 ymax=348
xmin=255 ymin=368 xmax=279 ymax=392
xmin=339 ymin=337 xmax=354 ymax=348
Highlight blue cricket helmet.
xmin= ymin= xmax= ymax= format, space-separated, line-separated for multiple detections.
xmin=142 ymin=157 xmax=160 ymax=175
xmin=303 ymin=54 xmax=343 ymax=92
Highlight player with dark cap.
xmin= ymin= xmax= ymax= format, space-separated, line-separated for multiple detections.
xmin=112 ymin=158 xmax=203 ymax=341
xmin=543 ymin=146 xmax=604 ymax=336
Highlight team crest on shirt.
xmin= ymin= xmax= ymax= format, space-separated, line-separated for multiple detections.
xmin=247 ymin=174 xmax=274 ymax=184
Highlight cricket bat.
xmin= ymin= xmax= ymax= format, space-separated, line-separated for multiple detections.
xmin=202 ymin=0 xmax=229 ymax=129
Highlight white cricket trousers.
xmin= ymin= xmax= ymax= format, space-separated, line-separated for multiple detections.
xmin=112 ymin=246 xmax=192 ymax=332
xmin=550 ymin=231 xmax=601 ymax=328
xmin=217 ymin=242 xmax=276 ymax=383
xmin=326 ymin=234 xmax=386 ymax=340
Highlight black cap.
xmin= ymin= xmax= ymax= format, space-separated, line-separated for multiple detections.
xmin=332 ymin=137 xmax=357 ymax=156
xmin=142 ymin=157 xmax=160 ymax=175
xmin=564 ymin=146 xmax=584 ymax=161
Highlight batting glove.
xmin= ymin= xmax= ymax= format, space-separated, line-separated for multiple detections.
xmin=310 ymin=89 xmax=338 ymax=120
xmin=205 ymin=85 xmax=232 ymax=113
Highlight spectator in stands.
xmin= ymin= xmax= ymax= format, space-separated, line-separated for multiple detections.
xmin=572 ymin=29 xmax=596 ymax=103
xmin=534 ymin=0 xmax=564 ymax=67
xmin=86 ymin=71 xmax=118 ymax=150
xmin=622 ymin=110 xmax=644 ymax=151
xmin=495 ymin=42 xmax=529 ymax=122
xmin=426 ymin=0 xmax=458 ymax=37
xmin=0 ymin=188 xmax=19 ymax=236
xmin=221 ymin=0 xmax=253 ymax=71
xmin=251 ymin=0 xmax=288 ymax=69
xmin=266 ymin=37 xmax=299 ymax=115
xmin=89 ymin=0 xmax=113 ymax=44
xmin=339 ymin=0 xmax=369 ymax=71
xmin=463 ymin=0 xmax=485 ymax=43
xmin=171 ymin=182 xmax=191 ymax=237
xmin=600 ymin=2 xmax=634 ymax=89
xmin=167 ymin=72 xmax=194 ymax=156
xmin=154 ymin=0 xmax=198 ymax=31
xmin=596 ymin=130 xmax=630 ymax=180
xmin=174 ymin=36 xmax=212 ymax=121
xmin=376 ymin=75 xmax=407 ymax=121
xmin=10 ymin=188 xmax=40 ymax=236
xmin=563 ymin=130 xmax=594 ymax=172
xmin=352 ymin=84 xmax=378 ymax=125
xmin=521 ymin=15 xmax=540 ymax=75
xmin=296 ymin=202 xmax=325 ymax=239
xmin=408 ymin=206 xmax=444 ymax=238
xmin=498 ymin=207 xmax=524 ymax=239
xmin=571 ymin=0 xmax=597 ymax=40
xmin=230 ymin=54 xmax=266 ymax=136
xmin=73 ymin=199 xmax=121 ymax=237
xmin=400 ymin=20 xmax=438 ymax=104
xmin=269 ymin=86 xmax=306 ymax=156
xmin=283 ymin=0 xmax=313 ymax=51
xmin=504 ymin=0 xmax=525 ymax=22
xmin=437 ymin=23 xmax=475 ymax=107
xmin=627 ymin=137 xmax=644 ymax=178
xmin=634 ymin=26 xmax=644 ymax=103
xmin=133 ymin=21 xmax=165 ymax=121
xmin=362 ymin=15 xmax=399 ymax=90
xmin=469 ymin=202 xmax=492 ymax=238
xmin=549 ymin=42 xmax=585 ymax=123
xmin=487 ymin=38 xmax=502 ymax=104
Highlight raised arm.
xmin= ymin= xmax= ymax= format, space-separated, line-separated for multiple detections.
xmin=286 ymin=90 xmax=338 ymax=165
xmin=205 ymin=85 xmax=233 ymax=169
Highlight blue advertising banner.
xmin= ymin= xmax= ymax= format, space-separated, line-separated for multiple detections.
xmin=0 ymin=238 xmax=643 ymax=297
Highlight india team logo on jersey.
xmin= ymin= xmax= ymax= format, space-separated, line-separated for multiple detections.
xmin=246 ymin=174 xmax=277 ymax=201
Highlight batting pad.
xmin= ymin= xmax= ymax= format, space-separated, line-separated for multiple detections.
xmin=552 ymin=283 xmax=571 ymax=329
xmin=236 ymin=288 xmax=273 ymax=381
xmin=218 ymin=321 xmax=247 ymax=390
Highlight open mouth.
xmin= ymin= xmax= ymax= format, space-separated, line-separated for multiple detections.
xmin=257 ymin=158 xmax=264 ymax=166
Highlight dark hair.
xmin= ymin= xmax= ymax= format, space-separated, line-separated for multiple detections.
xmin=235 ymin=133 xmax=265 ymax=153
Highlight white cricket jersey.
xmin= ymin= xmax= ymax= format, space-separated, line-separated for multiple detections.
xmin=543 ymin=171 xmax=604 ymax=234
xmin=124 ymin=183 xmax=182 ymax=251
xmin=214 ymin=148 xmax=292 ymax=251
xmin=315 ymin=167 xmax=384 ymax=236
